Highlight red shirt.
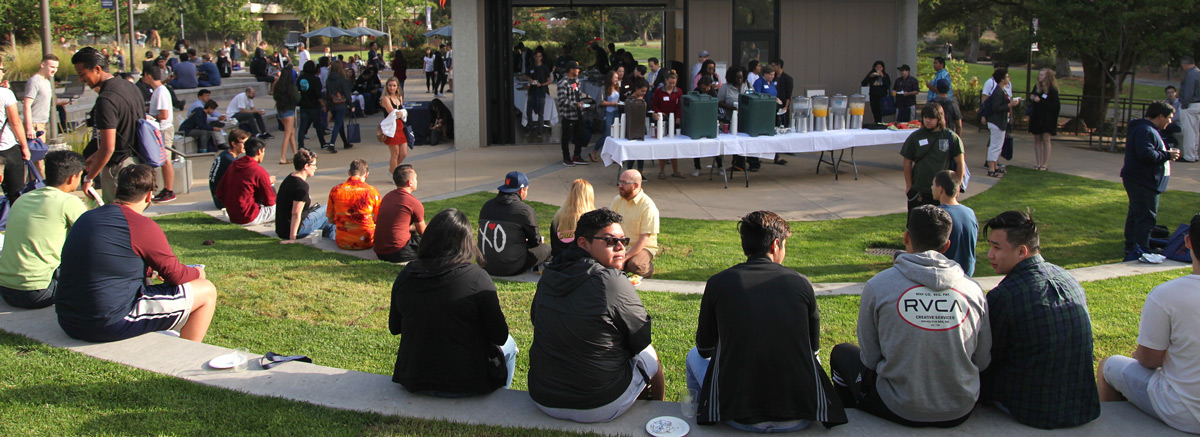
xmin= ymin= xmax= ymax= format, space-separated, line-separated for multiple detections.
xmin=651 ymin=86 xmax=683 ymax=121
xmin=374 ymin=188 xmax=424 ymax=255
xmin=215 ymin=156 xmax=276 ymax=224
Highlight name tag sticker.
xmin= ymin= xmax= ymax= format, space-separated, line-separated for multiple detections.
xmin=918 ymin=139 xmax=929 ymax=146
xmin=663 ymin=96 xmax=670 ymax=101
xmin=1042 ymin=94 xmax=1048 ymax=99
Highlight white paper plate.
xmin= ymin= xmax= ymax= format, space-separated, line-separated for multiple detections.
xmin=208 ymin=352 xmax=247 ymax=369
xmin=646 ymin=416 xmax=689 ymax=437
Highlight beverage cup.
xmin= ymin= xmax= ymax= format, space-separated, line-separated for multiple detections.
xmin=233 ymin=348 xmax=249 ymax=372
xmin=681 ymin=388 xmax=698 ymax=418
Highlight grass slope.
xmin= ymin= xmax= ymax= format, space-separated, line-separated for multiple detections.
xmin=423 ymin=167 xmax=1200 ymax=282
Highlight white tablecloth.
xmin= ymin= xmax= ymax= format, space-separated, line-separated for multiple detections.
xmin=724 ymin=129 xmax=915 ymax=158
xmin=601 ymin=129 xmax=914 ymax=165
xmin=513 ymin=85 xmax=559 ymax=127
xmin=601 ymin=134 xmax=730 ymax=166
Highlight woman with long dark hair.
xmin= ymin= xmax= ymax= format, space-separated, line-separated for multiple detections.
xmin=271 ymin=65 xmax=300 ymax=164
xmin=861 ymin=60 xmax=892 ymax=124
xmin=390 ymin=49 xmax=408 ymax=92
xmin=389 ymin=208 xmax=516 ymax=397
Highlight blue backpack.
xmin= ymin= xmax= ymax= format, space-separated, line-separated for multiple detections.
xmin=978 ymin=93 xmax=996 ymax=119
xmin=136 ymin=118 xmax=168 ymax=167
xmin=1161 ymin=225 xmax=1192 ymax=263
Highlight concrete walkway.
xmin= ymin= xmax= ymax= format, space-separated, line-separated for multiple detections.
xmin=0 ymin=301 xmax=1187 ymax=436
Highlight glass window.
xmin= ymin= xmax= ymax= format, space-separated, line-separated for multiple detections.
xmin=734 ymin=0 xmax=776 ymax=31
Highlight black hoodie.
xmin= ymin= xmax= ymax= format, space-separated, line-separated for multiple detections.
xmin=389 ymin=261 xmax=509 ymax=395
xmin=528 ymin=245 xmax=652 ymax=409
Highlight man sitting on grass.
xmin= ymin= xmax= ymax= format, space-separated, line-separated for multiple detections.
xmin=981 ymin=210 xmax=1100 ymax=429
xmin=55 ymin=164 xmax=217 ymax=342
xmin=374 ymin=165 xmax=425 ymax=263
xmin=1098 ymin=213 xmax=1200 ymax=434
xmin=216 ymin=138 xmax=276 ymax=225
xmin=529 ymin=208 xmax=665 ymax=423
xmin=326 ymin=159 xmax=382 ymax=250
xmin=0 ymin=151 xmax=87 ymax=309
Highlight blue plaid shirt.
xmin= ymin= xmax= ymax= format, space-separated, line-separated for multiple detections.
xmin=980 ymin=255 xmax=1101 ymax=429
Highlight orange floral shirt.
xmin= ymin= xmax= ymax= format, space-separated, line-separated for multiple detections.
xmin=326 ymin=177 xmax=382 ymax=250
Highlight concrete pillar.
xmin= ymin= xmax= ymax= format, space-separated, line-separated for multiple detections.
xmin=451 ymin=0 xmax=486 ymax=148
xmin=896 ymin=0 xmax=918 ymax=74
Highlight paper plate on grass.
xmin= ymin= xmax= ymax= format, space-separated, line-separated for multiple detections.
xmin=646 ymin=416 xmax=689 ymax=437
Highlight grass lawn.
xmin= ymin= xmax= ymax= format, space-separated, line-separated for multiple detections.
xmin=614 ymin=42 xmax=663 ymax=64
xmin=958 ymin=62 xmax=1162 ymax=102
xmin=423 ymin=167 xmax=1200 ymax=283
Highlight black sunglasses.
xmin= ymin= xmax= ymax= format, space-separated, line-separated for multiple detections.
xmin=588 ymin=235 xmax=630 ymax=248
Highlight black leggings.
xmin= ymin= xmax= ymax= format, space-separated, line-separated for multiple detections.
xmin=0 ymin=146 xmax=26 ymax=203
xmin=425 ymin=72 xmax=435 ymax=91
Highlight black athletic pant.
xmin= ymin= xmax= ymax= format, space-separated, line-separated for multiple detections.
xmin=830 ymin=343 xmax=973 ymax=428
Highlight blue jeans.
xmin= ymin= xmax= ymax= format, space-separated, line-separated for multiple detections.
xmin=421 ymin=335 xmax=518 ymax=398
xmin=295 ymin=204 xmax=336 ymax=240
xmin=685 ymin=347 xmax=813 ymax=433
xmin=594 ymin=110 xmax=616 ymax=153
xmin=1123 ymin=179 xmax=1160 ymax=256
xmin=330 ymin=107 xmax=350 ymax=148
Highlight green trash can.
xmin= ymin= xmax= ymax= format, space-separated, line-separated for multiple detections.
xmin=739 ymin=92 xmax=777 ymax=137
xmin=682 ymin=92 xmax=719 ymax=139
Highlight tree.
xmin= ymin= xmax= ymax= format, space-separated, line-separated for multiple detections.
xmin=141 ymin=0 xmax=261 ymax=48
xmin=919 ymin=0 xmax=1011 ymax=63
xmin=0 ymin=0 xmax=115 ymax=44
xmin=1034 ymin=0 xmax=1200 ymax=143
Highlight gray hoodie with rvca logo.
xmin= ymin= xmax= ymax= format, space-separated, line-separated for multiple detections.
xmin=857 ymin=250 xmax=991 ymax=422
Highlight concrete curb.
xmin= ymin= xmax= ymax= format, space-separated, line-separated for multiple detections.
xmin=0 ymin=300 xmax=1186 ymax=436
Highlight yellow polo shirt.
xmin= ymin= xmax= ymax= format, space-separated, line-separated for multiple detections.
xmin=610 ymin=191 xmax=659 ymax=256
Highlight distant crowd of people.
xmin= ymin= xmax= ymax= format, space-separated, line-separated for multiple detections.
xmin=1 ymin=42 xmax=1199 ymax=435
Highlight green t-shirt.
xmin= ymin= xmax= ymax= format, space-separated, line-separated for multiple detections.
xmin=900 ymin=128 xmax=963 ymax=195
xmin=0 ymin=187 xmax=87 ymax=290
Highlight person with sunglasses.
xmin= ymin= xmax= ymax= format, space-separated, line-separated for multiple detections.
xmin=610 ymin=169 xmax=659 ymax=278
xmin=529 ymin=208 xmax=665 ymax=422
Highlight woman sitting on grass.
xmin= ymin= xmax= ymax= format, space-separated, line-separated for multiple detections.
xmin=388 ymin=208 xmax=517 ymax=397
xmin=549 ymin=179 xmax=595 ymax=259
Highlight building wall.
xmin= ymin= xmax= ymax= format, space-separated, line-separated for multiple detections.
xmin=687 ymin=0 xmax=909 ymax=98
xmin=686 ymin=0 xmax=733 ymax=69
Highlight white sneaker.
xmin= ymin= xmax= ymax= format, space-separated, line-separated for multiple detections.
xmin=691 ymin=169 xmax=701 ymax=177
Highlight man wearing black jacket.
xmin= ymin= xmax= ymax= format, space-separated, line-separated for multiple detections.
xmin=529 ymin=208 xmax=664 ymax=423
xmin=686 ymin=211 xmax=847 ymax=431
xmin=478 ymin=171 xmax=550 ymax=276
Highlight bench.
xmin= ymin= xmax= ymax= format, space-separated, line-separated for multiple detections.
xmin=0 ymin=302 xmax=1188 ymax=436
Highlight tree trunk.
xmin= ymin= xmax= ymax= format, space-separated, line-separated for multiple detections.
xmin=967 ymin=21 xmax=982 ymax=63
xmin=8 ymin=31 xmax=16 ymax=53
xmin=1079 ymin=57 xmax=1113 ymax=129
xmin=1055 ymin=53 xmax=1071 ymax=79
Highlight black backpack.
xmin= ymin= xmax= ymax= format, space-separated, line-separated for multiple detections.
xmin=250 ymin=56 xmax=267 ymax=76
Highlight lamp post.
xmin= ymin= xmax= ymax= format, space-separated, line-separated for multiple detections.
xmin=1026 ymin=17 xmax=1038 ymax=96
